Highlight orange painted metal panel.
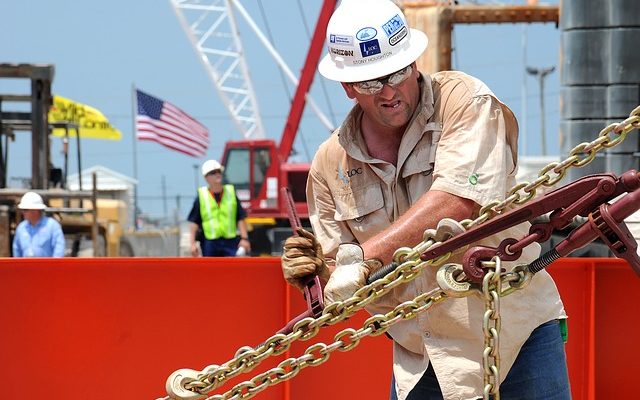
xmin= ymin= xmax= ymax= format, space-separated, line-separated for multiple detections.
xmin=0 ymin=257 xmax=637 ymax=399
xmin=0 ymin=257 xmax=287 ymax=400
xmin=546 ymin=258 xmax=597 ymax=400
xmin=592 ymin=260 xmax=640 ymax=398
xmin=286 ymin=290 xmax=393 ymax=399
xmin=546 ymin=258 xmax=640 ymax=400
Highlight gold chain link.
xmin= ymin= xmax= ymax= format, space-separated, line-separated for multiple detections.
xmin=202 ymin=284 xmax=449 ymax=400
xmin=461 ymin=105 xmax=640 ymax=229
xmin=168 ymin=106 xmax=640 ymax=400
xmin=482 ymin=258 xmax=502 ymax=400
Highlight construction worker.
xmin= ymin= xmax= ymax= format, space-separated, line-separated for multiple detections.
xmin=12 ymin=191 xmax=65 ymax=257
xmin=188 ymin=159 xmax=251 ymax=257
xmin=281 ymin=1 xmax=569 ymax=399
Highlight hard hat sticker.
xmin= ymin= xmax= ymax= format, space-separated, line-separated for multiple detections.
xmin=356 ymin=27 xmax=377 ymax=41
xmin=389 ymin=26 xmax=407 ymax=46
xmin=359 ymin=39 xmax=382 ymax=57
xmin=330 ymin=47 xmax=355 ymax=57
xmin=330 ymin=34 xmax=353 ymax=46
xmin=382 ymin=14 xmax=405 ymax=37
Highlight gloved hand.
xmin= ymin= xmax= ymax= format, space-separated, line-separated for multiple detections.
xmin=281 ymin=228 xmax=330 ymax=291
xmin=323 ymin=243 xmax=381 ymax=304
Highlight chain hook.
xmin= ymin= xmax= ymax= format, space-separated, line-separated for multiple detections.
xmin=165 ymin=368 xmax=208 ymax=400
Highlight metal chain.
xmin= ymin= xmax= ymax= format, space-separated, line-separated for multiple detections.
xmin=462 ymin=105 xmax=640 ymax=229
xmin=202 ymin=285 xmax=450 ymax=400
xmin=168 ymin=263 xmax=525 ymax=400
xmin=165 ymin=106 xmax=640 ymax=400
xmin=482 ymin=258 xmax=502 ymax=400
xmin=162 ymin=253 xmax=453 ymax=399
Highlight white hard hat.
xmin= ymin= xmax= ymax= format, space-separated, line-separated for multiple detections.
xmin=17 ymin=191 xmax=47 ymax=210
xmin=318 ymin=0 xmax=428 ymax=83
xmin=201 ymin=159 xmax=224 ymax=176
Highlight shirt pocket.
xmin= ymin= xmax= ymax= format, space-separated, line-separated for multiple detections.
xmin=402 ymin=128 xmax=441 ymax=204
xmin=333 ymin=183 xmax=385 ymax=237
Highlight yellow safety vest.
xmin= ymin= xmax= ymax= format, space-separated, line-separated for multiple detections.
xmin=198 ymin=185 xmax=238 ymax=240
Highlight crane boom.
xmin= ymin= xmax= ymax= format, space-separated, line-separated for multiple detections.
xmin=169 ymin=0 xmax=265 ymax=139
xmin=278 ymin=0 xmax=337 ymax=162
xmin=172 ymin=0 xmax=338 ymax=255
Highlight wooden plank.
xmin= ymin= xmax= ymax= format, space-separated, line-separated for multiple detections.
xmin=402 ymin=2 xmax=559 ymax=24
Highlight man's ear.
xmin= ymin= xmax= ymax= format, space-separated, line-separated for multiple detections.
xmin=341 ymin=82 xmax=357 ymax=99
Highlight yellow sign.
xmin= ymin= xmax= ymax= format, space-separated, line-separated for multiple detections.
xmin=48 ymin=95 xmax=122 ymax=140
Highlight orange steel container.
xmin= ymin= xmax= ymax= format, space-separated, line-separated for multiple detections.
xmin=0 ymin=257 xmax=637 ymax=399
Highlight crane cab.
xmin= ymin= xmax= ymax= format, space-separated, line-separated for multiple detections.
xmin=221 ymin=139 xmax=310 ymax=255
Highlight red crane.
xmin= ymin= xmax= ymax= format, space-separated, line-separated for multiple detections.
xmin=220 ymin=0 xmax=337 ymax=254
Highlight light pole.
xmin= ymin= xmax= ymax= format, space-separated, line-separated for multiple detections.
xmin=526 ymin=65 xmax=555 ymax=156
xmin=192 ymin=164 xmax=199 ymax=192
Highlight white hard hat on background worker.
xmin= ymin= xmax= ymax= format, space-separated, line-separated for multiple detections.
xmin=17 ymin=192 xmax=47 ymax=210
xmin=201 ymin=159 xmax=224 ymax=176
xmin=318 ymin=0 xmax=428 ymax=82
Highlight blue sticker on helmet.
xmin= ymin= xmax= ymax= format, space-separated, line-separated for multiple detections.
xmin=330 ymin=34 xmax=353 ymax=46
xmin=382 ymin=14 xmax=404 ymax=37
xmin=359 ymin=39 xmax=381 ymax=57
xmin=356 ymin=27 xmax=377 ymax=41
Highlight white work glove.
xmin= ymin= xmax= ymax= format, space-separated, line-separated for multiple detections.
xmin=323 ymin=243 xmax=381 ymax=304
xmin=281 ymin=228 xmax=331 ymax=291
xmin=323 ymin=218 xmax=465 ymax=304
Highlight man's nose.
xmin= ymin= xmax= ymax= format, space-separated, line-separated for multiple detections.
xmin=377 ymin=83 xmax=397 ymax=99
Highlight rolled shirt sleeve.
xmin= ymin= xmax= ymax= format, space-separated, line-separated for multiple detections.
xmin=430 ymin=85 xmax=519 ymax=207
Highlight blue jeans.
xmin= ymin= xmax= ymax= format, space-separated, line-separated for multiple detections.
xmin=201 ymin=237 xmax=240 ymax=256
xmin=391 ymin=320 xmax=571 ymax=399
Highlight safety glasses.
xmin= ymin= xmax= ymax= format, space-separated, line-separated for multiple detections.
xmin=350 ymin=64 xmax=413 ymax=95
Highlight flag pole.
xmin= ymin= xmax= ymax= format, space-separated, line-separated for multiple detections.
xmin=131 ymin=83 xmax=139 ymax=231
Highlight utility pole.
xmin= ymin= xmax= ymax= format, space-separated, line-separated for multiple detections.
xmin=162 ymin=174 xmax=168 ymax=223
xmin=526 ymin=66 xmax=555 ymax=156
xmin=192 ymin=164 xmax=199 ymax=192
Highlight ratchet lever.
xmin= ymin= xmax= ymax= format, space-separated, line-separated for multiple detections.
xmin=276 ymin=187 xmax=324 ymax=336
xmin=529 ymin=185 xmax=640 ymax=277
xmin=421 ymin=171 xmax=639 ymax=263
xmin=275 ymin=275 xmax=324 ymax=335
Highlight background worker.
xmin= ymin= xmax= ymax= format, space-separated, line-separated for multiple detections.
xmin=281 ymin=1 xmax=569 ymax=399
xmin=12 ymin=191 xmax=65 ymax=257
xmin=188 ymin=159 xmax=251 ymax=257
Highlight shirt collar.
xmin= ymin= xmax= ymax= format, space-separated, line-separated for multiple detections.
xmin=26 ymin=216 xmax=46 ymax=230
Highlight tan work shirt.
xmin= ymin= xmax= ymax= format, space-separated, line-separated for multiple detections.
xmin=307 ymin=71 xmax=565 ymax=400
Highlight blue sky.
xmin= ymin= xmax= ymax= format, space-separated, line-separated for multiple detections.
xmin=1 ymin=0 xmax=560 ymax=220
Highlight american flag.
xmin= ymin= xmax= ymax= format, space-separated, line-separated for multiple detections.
xmin=135 ymin=89 xmax=209 ymax=157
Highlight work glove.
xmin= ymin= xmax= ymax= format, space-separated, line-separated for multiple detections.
xmin=323 ymin=243 xmax=381 ymax=304
xmin=323 ymin=218 xmax=465 ymax=304
xmin=281 ymin=228 xmax=331 ymax=291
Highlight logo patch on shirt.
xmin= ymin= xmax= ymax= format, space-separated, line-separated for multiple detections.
xmin=359 ymin=39 xmax=381 ymax=58
xmin=468 ymin=173 xmax=479 ymax=185
xmin=336 ymin=165 xmax=363 ymax=186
